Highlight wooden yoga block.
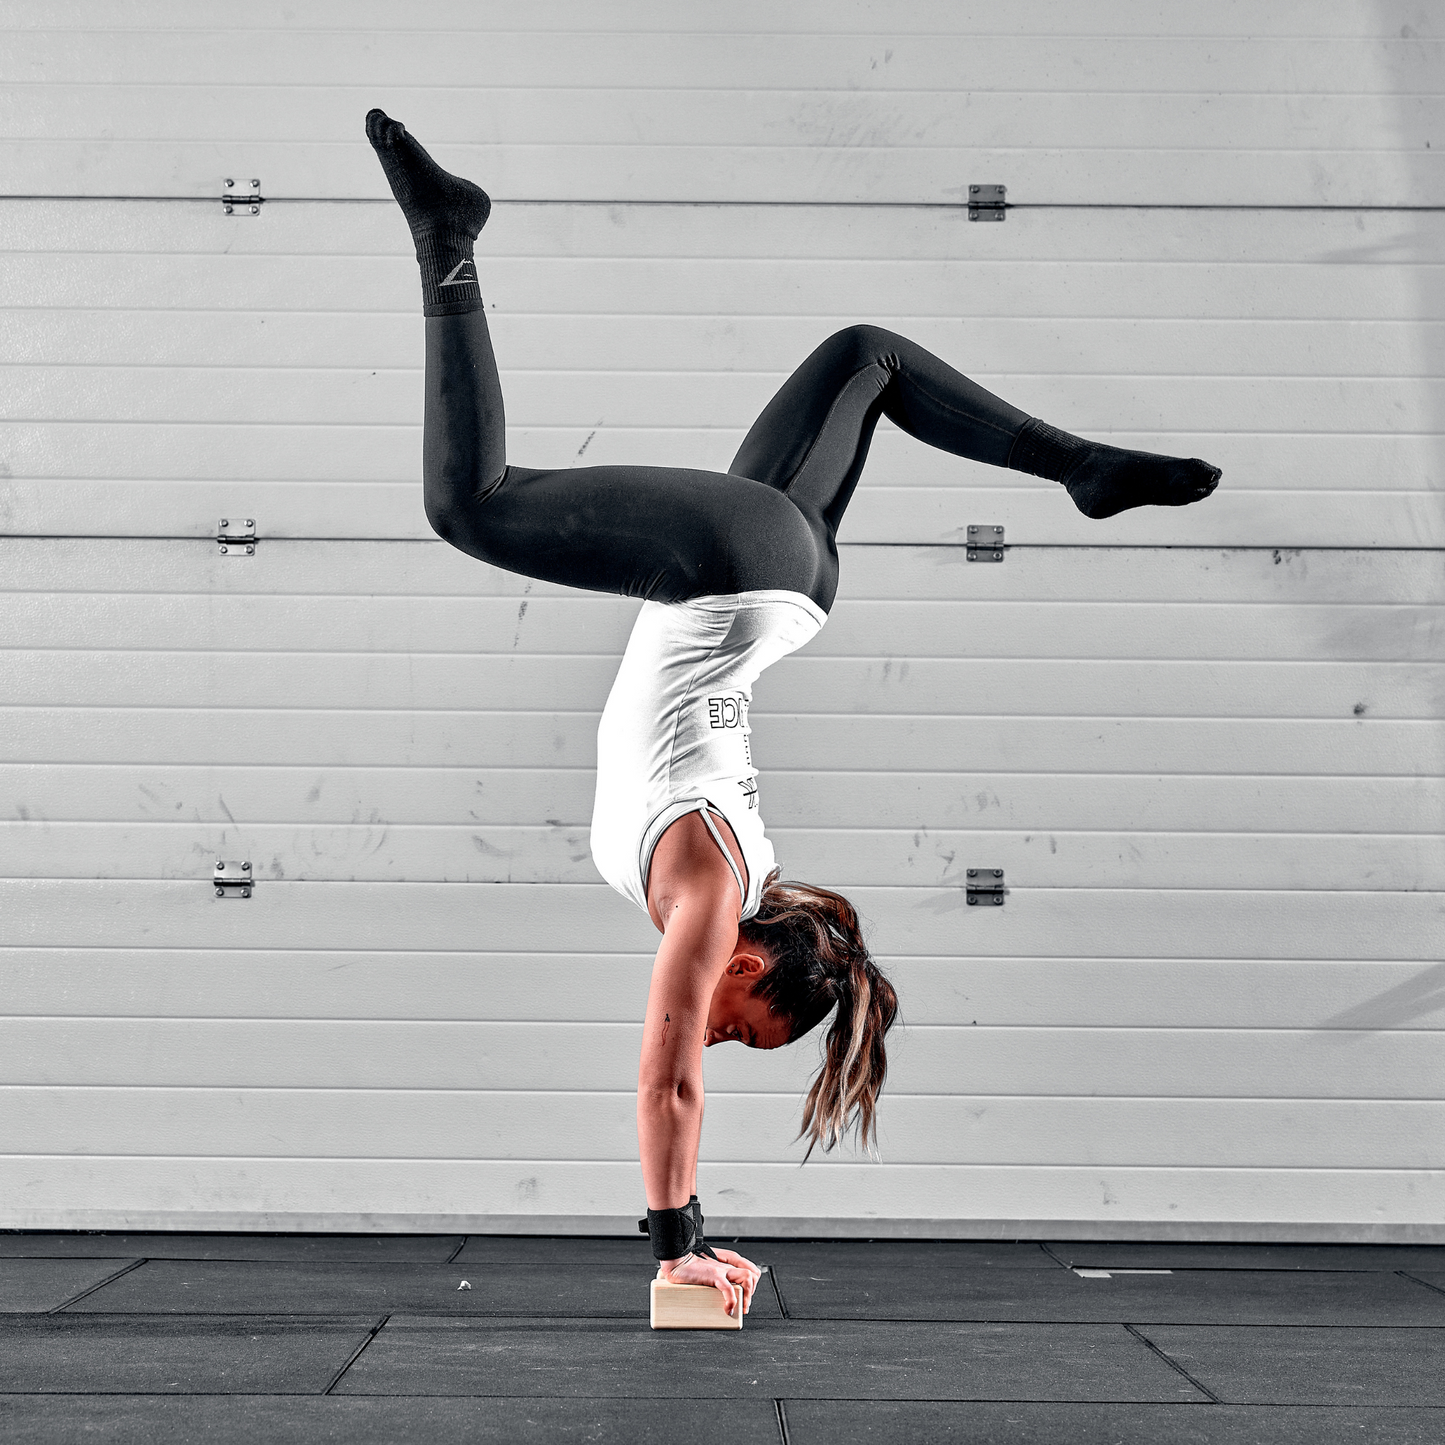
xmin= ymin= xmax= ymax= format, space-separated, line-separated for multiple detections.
xmin=650 ymin=1274 xmax=744 ymax=1330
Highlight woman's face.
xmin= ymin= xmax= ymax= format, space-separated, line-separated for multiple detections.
xmin=704 ymin=952 xmax=789 ymax=1051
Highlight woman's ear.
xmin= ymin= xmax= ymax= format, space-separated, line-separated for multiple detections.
xmin=727 ymin=949 xmax=769 ymax=978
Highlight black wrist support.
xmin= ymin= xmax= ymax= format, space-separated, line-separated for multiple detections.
xmin=637 ymin=1195 xmax=721 ymax=1262
xmin=689 ymin=1195 xmax=721 ymax=1261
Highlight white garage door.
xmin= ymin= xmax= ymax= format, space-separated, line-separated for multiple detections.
xmin=1 ymin=3 xmax=1441 ymax=1237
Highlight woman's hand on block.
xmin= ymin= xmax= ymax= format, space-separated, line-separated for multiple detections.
xmin=660 ymin=1248 xmax=760 ymax=1318
xmin=709 ymin=1245 xmax=762 ymax=1303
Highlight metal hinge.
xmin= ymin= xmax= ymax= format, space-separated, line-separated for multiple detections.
xmin=214 ymin=860 xmax=253 ymax=898
xmin=968 ymin=184 xmax=1006 ymax=221
xmin=966 ymin=868 xmax=1005 ymax=905
xmin=223 ymin=178 xmax=262 ymax=215
xmin=217 ymin=517 xmax=255 ymax=555
xmin=966 ymin=524 xmax=1005 ymax=561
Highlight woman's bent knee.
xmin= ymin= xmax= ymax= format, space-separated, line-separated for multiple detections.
xmin=424 ymin=499 xmax=464 ymax=547
xmin=819 ymin=324 xmax=902 ymax=375
xmin=424 ymin=463 xmax=504 ymax=540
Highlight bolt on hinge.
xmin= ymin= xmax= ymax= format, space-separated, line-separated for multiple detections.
xmin=966 ymin=524 xmax=1005 ymax=561
xmin=217 ymin=518 xmax=255 ymax=555
xmin=222 ymin=178 xmax=262 ymax=216
xmin=966 ymin=868 xmax=1005 ymax=906
xmin=968 ymin=184 xmax=1006 ymax=221
xmin=214 ymin=860 xmax=253 ymax=898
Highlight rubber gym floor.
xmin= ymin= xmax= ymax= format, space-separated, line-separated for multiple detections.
xmin=2 ymin=1234 xmax=1443 ymax=1442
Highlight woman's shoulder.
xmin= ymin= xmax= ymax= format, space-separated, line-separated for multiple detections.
xmin=645 ymin=808 xmax=746 ymax=933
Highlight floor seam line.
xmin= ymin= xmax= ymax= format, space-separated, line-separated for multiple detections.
xmin=323 ymin=1311 xmax=390 ymax=1396
xmin=768 ymin=1265 xmax=790 ymax=1319
xmin=22 ymin=1312 xmax=1445 ymax=1327
xmin=1123 ymin=1322 xmax=1223 ymax=1404
xmin=1397 ymin=1270 xmax=1445 ymax=1299
xmin=45 ymin=1258 xmax=148 ymax=1315
xmin=2 ymin=1392 xmax=1444 ymax=1406
xmin=774 ymin=1397 xmax=791 ymax=1445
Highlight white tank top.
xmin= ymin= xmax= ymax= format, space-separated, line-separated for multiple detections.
xmin=590 ymin=589 xmax=828 ymax=921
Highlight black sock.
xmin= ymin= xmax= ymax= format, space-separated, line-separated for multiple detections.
xmin=366 ymin=108 xmax=491 ymax=317
xmin=1007 ymin=417 xmax=1221 ymax=520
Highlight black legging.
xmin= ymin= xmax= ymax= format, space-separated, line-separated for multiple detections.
xmin=423 ymin=317 xmax=1032 ymax=613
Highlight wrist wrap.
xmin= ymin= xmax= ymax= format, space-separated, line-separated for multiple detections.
xmin=637 ymin=1194 xmax=720 ymax=1262
xmin=688 ymin=1195 xmax=721 ymax=1261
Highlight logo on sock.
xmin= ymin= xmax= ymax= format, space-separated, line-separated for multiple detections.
xmin=438 ymin=260 xmax=477 ymax=287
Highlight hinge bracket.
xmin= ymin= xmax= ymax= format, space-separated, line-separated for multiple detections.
xmin=966 ymin=524 xmax=1005 ymax=561
xmin=214 ymin=860 xmax=253 ymax=898
xmin=223 ymin=178 xmax=263 ymax=215
xmin=968 ymin=184 xmax=1006 ymax=221
xmin=966 ymin=868 xmax=1005 ymax=905
xmin=217 ymin=517 xmax=255 ymax=555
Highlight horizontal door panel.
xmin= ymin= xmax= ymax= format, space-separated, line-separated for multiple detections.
xmin=0 ymin=1017 xmax=1439 ymax=1096
xmin=4 ymin=1090 xmax=1438 ymax=1169
xmin=13 ymin=365 xmax=1442 ymax=439
xmin=4 ymin=428 xmax=1440 ymax=500
xmin=4 ymin=540 xmax=1437 ymax=605
xmin=7 ymin=594 xmax=1438 ymax=662
xmin=4 ymin=952 xmax=1439 ymax=1031
xmin=5 ymin=765 xmax=1438 ymax=833
xmin=4 ymin=31 xmax=1436 ymax=96
xmin=0 ymin=881 xmax=1436 ymax=959
xmin=2 ymin=1158 xmax=1440 ymax=1233
xmin=5 ymin=477 xmax=1438 ymax=548
xmin=3 ymin=711 xmax=1432 ymax=775
xmin=8 ymin=142 xmax=1443 ymax=208
xmin=8 ymin=251 xmax=1439 ymax=321
xmin=7 ymin=197 xmax=1440 ymax=265
xmin=18 ymin=31 xmax=1433 ymax=93
xmin=2 ymin=0 xmax=1428 ymax=39
xmin=8 ymin=309 xmax=1445 ymax=384
xmin=4 ymin=822 xmax=1436 ymax=892
xmin=3 ymin=652 xmax=1435 ymax=718
xmin=11 ymin=85 xmax=1441 ymax=157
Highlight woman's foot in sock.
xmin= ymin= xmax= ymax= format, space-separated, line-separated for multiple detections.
xmin=1061 ymin=445 xmax=1222 ymax=520
xmin=1007 ymin=417 xmax=1220 ymax=520
xmin=366 ymin=108 xmax=491 ymax=239
xmin=366 ymin=108 xmax=490 ymax=315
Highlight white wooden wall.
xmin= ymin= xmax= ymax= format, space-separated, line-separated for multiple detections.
xmin=1 ymin=2 xmax=1441 ymax=1237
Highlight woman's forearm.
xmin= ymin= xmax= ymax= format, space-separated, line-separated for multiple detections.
xmin=637 ymin=1079 xmax=703 ymax=1210
xmin=634 ymin=868 xmax=741 ymax=1221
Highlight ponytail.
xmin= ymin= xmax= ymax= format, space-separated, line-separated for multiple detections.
xmin=739 ymin=868 xmax=900 ymax=1161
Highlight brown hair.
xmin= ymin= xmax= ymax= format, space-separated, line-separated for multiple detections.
xmin=739 ymin=867 xmax=899 ymax=1161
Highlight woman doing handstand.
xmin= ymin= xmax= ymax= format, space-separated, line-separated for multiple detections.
xmin=366 ymin=110 xmax=1221 ymax=1318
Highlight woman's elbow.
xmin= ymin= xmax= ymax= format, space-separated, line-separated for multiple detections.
xmin=638 ymin=1076 xmax=702 ymax=1112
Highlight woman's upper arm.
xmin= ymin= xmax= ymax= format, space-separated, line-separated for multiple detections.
xmin=638 ymin=817 xmax=742 ymax=1089
xmin=646 ymin=809 xmax=744 ymax=932
xmin=638 ymin=890 xmax=738 ymax=1089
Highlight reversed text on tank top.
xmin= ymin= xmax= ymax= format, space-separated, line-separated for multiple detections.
xmin=707 ymin=694 xmax=757 ymax=807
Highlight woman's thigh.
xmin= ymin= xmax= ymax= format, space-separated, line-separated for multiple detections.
xmin=463 ymin=462 xmax=828 ymax=606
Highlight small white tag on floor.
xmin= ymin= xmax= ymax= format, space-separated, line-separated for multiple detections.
xmin=1072 ymin=1268 xmax=1174 ymax=1278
